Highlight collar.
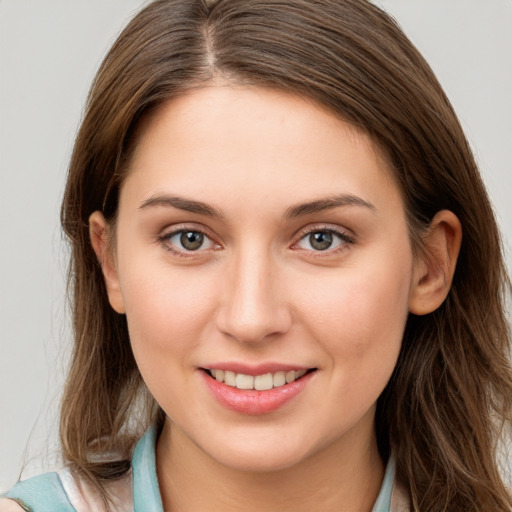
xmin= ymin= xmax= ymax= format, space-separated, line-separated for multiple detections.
xmin=131 ymin=425 xmax=407 ymax=512
xmin=132 ymin=424 xmax=164 ymax=511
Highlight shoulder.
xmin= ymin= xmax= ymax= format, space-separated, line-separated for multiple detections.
xmin=0 ymin=498 xmax=26 ymax=512
xmin=2 ymin=468 xmax=133 ymax=512
xmin=58 ymin=466 xmax=133 ymax=512
xmin=1 ymin=471 xmax=74 ymax=511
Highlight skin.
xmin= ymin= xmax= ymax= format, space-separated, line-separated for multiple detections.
xmin=88 ymin=86 xmax=461 ymax=512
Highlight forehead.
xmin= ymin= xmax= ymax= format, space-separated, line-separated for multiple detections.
xmin=122 ymin=85 xmax=401 ymax=215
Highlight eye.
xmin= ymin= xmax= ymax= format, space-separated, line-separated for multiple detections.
xmin=162 ymin=229 xmax=217 ymax=253
xmin=295 ymin=229 xmax=353 ymax=252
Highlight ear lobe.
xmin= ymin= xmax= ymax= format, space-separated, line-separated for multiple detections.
xmin=409 ymin=210 xmax=462 ymax=316
xmin=89 ymin=211 xmax=126 ymax=314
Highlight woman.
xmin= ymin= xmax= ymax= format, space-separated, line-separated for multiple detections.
xmin=2 ymin=0 xmax=511 ymax=510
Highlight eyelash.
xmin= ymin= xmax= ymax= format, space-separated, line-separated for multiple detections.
xmin=158 ymin=226 xmax=219 ymax=257
xmin=157 ymin=225 xmax=355 ymax=257
xmin=292 ymin=225 xmax=356 ymax=256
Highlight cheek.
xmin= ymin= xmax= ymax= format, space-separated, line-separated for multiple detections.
xmin=117 ymin=259 xmax=219 ymax=368
xmin=297 ymin=251 xmax=412 ymax=370
xmin=117 ymin=262 xmax=223 ymax=418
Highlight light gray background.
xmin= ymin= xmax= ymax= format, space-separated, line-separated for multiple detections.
xmin=1 ymin=0 xmax=511 ymax=492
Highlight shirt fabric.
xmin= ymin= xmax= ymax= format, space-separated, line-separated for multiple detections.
xmin=3 ymin=425 xmax=409 ymax=511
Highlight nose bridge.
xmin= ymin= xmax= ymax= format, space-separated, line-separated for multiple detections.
xmin=217 ymin=242 xmax=290 ymax=343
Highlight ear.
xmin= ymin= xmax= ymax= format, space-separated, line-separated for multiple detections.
xmin=409 ymin=210 xmax=462 ymax=315
xmin=89 ymin=211 xmax=126 ymax=314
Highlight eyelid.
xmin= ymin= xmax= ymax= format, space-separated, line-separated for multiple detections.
xmin=158 ymin=223 xmax=221 ymax=255
xmin=291 ymin=224 xmax=356 ymax=253
xmin=156 ymin=222 xmax=354 ymax=257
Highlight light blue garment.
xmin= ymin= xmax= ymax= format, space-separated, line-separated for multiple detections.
xmin=3 ymin=472 xmax=76 ymax=512
xmin=372 ymin=456 xmax=395 ymax=512
xmin=131 ymin=425 xmax=164 ymax=511
xmin=4 ymin=425 xmax=395 ymax=511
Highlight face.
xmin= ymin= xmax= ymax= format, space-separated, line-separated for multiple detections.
xmin=100 ymin=86 xmax=417 ymax=472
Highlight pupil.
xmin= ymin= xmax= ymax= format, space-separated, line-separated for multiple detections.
xmin=310 ymin=231 xmax=332 ymax=250
xmin=180 ymin=231 xmax=203 ymax=250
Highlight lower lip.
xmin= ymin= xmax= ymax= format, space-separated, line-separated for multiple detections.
xmin=201 ymin=370 xmax=315 ymax=415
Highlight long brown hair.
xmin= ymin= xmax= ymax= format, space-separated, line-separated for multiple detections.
xmin=60 ymin=1 xmax=512 ymax=509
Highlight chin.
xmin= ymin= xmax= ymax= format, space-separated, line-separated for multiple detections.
xmin=193 ymin=424 xmax=330 ymax=474
xmin=211 ymin=444 xmax=311 ymax=474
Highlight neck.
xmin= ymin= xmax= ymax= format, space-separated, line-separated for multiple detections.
xmin=156 ymin=419 xmax=385 ymax=512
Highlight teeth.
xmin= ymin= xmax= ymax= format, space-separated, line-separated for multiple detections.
xmin=254 ymin=373 xmax=273 ymax=391
xmin=273 ymin=371 xmax=286 ymax=387
xmin=209 ymin=368 xmax=308 ymax=390
xmin=235 ymin=374 xmax=254 ymax=390
xmin=224 ymin=371 xmax=236 ymax=387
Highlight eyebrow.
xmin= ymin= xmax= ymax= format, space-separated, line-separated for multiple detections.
xmin=139 ymin=194 xmax=224 ymax=218
xmin=139 ymin=193 xmax=375 ymax=219
xmin=284 ymin=194 xmax=376 ymax=219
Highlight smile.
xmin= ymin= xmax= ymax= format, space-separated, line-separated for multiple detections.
xmin=208 ymin=369 xmax=308 ymax=390
xmin=202 ymin=367 xmax=317 ymax=415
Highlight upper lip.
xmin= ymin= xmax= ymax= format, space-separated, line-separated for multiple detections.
xmin=201 ymin=362 xmax=314 ymax=376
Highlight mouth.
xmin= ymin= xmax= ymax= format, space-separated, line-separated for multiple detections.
xmin=202 ymin=368 xmax=317 ymax=391
xmin=200 ymin=366 xmax=318 ymax=415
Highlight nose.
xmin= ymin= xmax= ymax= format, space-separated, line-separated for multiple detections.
xmin=215 ymin=247 xmax=292 ymax=344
